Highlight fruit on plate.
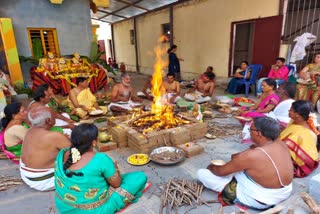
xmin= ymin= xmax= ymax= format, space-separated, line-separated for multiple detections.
xmin=127 ymin=154 xmax=149 ymax=165
xmin=233 ymin=97 xmax=255 ymax=106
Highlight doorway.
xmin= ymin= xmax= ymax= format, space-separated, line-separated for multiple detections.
xmin=231 ymin=22 xmax=254 ymax=75
xmin=229 ymin=16 xmax=283 ymax=77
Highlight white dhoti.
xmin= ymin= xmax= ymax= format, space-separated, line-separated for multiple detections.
xmin=197 ymin=169 xmax=233 ymax=192
xmin=161 ymin=93 xmax=181 ymax=104
xmin=108 ymin=100 xmax=141 ymax=111
xmin=235 ymin=172 xmax=292 ymax=210
xmin=184 ymin=90 xmax=211 ymax=103
xmin=20 ymin=161 xmax=55 ymax=191
xmin=137 ymin=89 xmax=153 ymax=98
xmin=197 ymin=169 xmax=292 ymax=210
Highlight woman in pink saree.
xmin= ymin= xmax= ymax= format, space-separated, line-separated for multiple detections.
xmin=236 ymin=78 xmax=280 ymax=122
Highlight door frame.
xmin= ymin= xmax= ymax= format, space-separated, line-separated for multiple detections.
xmin=228 ymin=16 xmax=283 ymax=77
xmin=228 ymin=19 xmax=255 ymax=76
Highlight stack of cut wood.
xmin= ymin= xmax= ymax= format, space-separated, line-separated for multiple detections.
xmin=159 ymin=178 xmax=210 ymax=214
xmin=109 ymin=125 xmax=128 ymax=147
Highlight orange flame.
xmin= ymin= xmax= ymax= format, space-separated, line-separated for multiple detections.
xmin=132 ymin=36 xmax=190 ymax=134
xmin=150 ymin=37 xmax=175 ymax=123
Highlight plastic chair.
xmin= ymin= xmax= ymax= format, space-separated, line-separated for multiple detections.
xmin=235 ymin=64 xmax=263 ymax=97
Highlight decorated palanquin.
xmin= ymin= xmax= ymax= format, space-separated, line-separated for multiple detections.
xmin=31 ymin=52 xmax=108 ymax=95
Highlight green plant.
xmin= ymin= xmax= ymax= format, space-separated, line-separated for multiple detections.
xmin=14 ymin=82 xmax=34 ymax=97
xmin=87 ymin=41 xmax=116 ymax=76
xmin=32 ymin=38 xmax=43 ymax=60
xmin=19 ymin=55 xmax=39 ymax=65
xmin=19 ymin=38 xmax=43 ymax=65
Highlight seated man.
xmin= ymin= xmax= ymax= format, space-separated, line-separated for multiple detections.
xmin=184 ymin=71 xmax=215 ymax=103
xmin=108 ymin=72 xmax=142 ymax=112
xmin=197 ymin=117 xmax=293 ymax=210
xmin=137 ymin=76 xmax=153 ymax=101
xmin=257 ymin=57 xmax=289 ymax=96
xmin=204 ymin=66 xmax=214 ymax=74
xmin=162 ymin=73 xmax=181 ymax=104
xmin=28 ymin=84 xmax=74 ymax=136
xmin=20 ymin=106 xmax=70 ymax=191
xmin=67 ymin=77 xmax=107 ymax=119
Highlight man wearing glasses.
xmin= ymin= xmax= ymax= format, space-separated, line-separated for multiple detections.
xmin=197 ymin=117 xmax=293 ymax=210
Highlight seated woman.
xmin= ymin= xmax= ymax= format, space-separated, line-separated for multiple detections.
xmin=296 ymin=53 xmax=320 ymax=107
xmin=242 ymin=82 xmax=296 ymax=143
xmin=0 ymin=102 xmax=28 ymax=162
xmin=236 ymin=78 xmax=279 ymax=123
xmin=225 ymin=61 xmax=250 ymax=94
xmin=55 ymin=124 xmax=148 ymax=213
xmin=280 ymin=100 xmax=319 ymax=178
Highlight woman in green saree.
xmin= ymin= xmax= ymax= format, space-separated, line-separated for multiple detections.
xmin=55 ymin=123 xmax=147 ymax=214
xmin=296 ymin=53 xmax=320 ymax=107
xmin=1 ymin=102 xmax=28 ymax=161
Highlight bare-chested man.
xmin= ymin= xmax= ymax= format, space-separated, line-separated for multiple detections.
xmin=137 ymin=76 xmax=153 ymax=101
xmin=67 ymin=77 xmax=108 ymax=119
xmin=184 ymin=71 xmax=215 ymax=103
xmin=28 ymin=84 xmax=74 ymax=135
xmin=108 ymin=72 xmax=142 ymax=112
xmin=162 ymin=73 xmax=181 ymax=104
xmin=197 ymin=117 xmax=293 ymax=210
xmin=20 ymin=106 xmax=70 ymax=191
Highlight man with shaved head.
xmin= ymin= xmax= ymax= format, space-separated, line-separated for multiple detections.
xmin=20 ymin=106 xmax=70 ymax=191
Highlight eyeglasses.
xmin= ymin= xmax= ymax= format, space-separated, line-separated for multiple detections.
xmin=248 ymin=128 xmax=260 ymax=132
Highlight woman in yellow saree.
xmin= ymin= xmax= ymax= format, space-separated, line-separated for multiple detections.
xmin=280 ymin=100 xmax=319 ymax=178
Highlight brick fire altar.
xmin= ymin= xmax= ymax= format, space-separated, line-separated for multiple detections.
xmin=107 ymin=115 xmax=207 ymax=153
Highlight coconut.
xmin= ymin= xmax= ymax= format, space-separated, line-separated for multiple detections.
xmin=98 ymin=132 xmax=111 ymax=142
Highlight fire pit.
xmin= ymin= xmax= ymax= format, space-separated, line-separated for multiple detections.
xmin=130 ymin=111 xmax=191 ymax=135
xmin=108 ymin=111 xmax=207 ymax=153
xmin=108 ymin=38 xmax=207 ymax=153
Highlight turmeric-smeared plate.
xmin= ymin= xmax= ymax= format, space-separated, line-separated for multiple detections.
xmin=127 ymin=154 xmax=150 ymax=166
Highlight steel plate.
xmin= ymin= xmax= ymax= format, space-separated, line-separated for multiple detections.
xmin=150 ymin=146 xmax=185 ymax=166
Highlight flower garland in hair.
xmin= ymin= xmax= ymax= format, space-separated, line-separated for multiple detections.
xmin=71 ymin=148 xmax=81 ymax=163
xmin=307 ymin=113 xmax=320 ymax=135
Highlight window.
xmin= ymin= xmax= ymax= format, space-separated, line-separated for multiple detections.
xmin=161 ymin=23 xmax=170 ymax=43
xmin=27 ymin=28 xmax=60 ymax=58
xmin=130 ymin=29 xmax=135 ymax=45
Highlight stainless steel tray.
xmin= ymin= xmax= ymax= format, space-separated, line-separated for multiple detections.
xmin=149 ymin=146 xmax=185 ymax=166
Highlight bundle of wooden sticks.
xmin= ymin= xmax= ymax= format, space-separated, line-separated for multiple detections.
xmin=0 ymin=176 xmax=23 ymax=191
xmin=159 ymin=178 xmax=213 ymax=214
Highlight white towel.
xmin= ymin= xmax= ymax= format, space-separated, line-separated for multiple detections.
xmin=108 ymin=100 xmax=141 ymax=111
